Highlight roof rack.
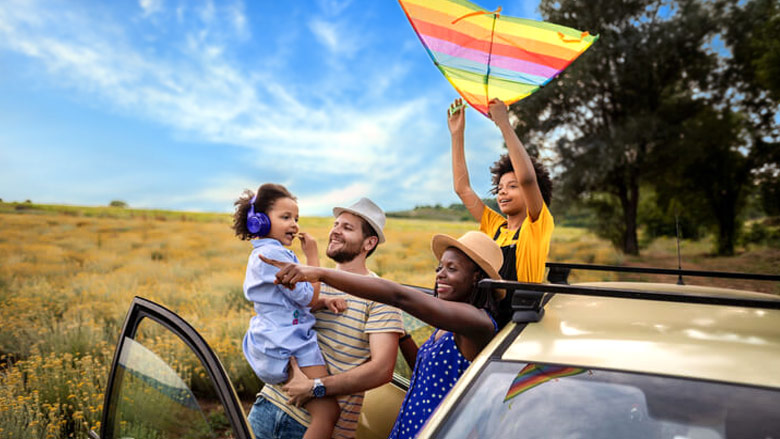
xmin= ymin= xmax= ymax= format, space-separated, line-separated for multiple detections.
xmin=477 ymin=279 xmax=780 ymax=324
xmin=545 ymin=262 xmax=780 ymax=285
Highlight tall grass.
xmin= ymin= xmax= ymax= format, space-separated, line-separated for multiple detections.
xmin=1 ymin=205 xmax=776 ymax=438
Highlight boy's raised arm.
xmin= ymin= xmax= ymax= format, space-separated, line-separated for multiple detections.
xmin=448 ymin=99 xmax=486 ymax=221
xmin=488 ymin=98 xmax=544 ymax=221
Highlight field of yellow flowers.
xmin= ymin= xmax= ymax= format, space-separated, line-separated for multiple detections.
xmin=3 ymin=202 xmax=773 ymax=438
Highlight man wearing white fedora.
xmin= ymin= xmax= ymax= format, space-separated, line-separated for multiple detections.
xmin=247 ymin=197 xmax=404 ymax=439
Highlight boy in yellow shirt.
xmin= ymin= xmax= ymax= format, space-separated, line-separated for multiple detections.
xmin=448 ymin=97 xmax=554 ymax=327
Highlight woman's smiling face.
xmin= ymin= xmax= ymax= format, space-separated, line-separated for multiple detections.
xmin=265 ymin=197 xmax=299 ymax=246
xmin=434 ymin=248 xmax=479 ymax=303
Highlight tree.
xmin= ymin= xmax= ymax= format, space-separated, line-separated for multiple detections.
xmin=719 ymin=0 xmax=780 ymax=221
xmin=109 ymin=200 xmax=128 ymax=208
xmin=510 ymin=0 xmax=720 ymax=255
xmin=652 ymin=105 xmax=754 ymax=255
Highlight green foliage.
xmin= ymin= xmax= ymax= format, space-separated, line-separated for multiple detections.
xmin=650 ymin=107 xmax=754 ymax=255
xmin=741 ymin=219 xmax=780 ymax=248
xmin=581 ymin=194 xmax=626 ymax=251
xmin=109 ymin=200 xmax=128 ymax=208
xmin=511 ymin=0 xmax=721 ymax=255
xmin=387 ymin=199 xmax=497 ymax=222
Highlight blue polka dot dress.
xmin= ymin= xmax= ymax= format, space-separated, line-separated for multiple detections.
xmin=389 ymin=315 xmax=496 ymax=439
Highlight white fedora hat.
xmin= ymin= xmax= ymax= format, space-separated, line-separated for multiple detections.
xmin=332 ymin=197 xmax=386 ymax=244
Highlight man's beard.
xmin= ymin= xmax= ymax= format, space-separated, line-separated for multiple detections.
xmin=326 ymin=239 xmax=363 ymax=263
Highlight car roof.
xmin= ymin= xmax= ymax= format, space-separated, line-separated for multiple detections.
xmin=502 ymin=282 xmax=780 ymax=389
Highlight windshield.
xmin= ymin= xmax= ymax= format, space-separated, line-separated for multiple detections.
xmin=433 ymin=361 xmax=780 ymax=439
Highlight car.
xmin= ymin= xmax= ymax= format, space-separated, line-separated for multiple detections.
xmin=89 ymin=264 xmax=780 ymax=439
xmin=415 ymin=264 xmax=780 ymax=439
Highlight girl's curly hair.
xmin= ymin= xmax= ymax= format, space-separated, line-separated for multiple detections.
xmin=489 ymin=154 xmax=553 ymax=207
xmin=232 ymin=183 xmax=295 ymax=240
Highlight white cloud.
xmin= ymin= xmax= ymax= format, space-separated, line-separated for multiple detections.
xmin=0 ymin=0 xmax=462 ymax=214
xmin=297 ymin=182 xmax=373 ymax=216
xmin=316 ymin=0 xmax=354 ymax=17
xmin=139 ymin=0 xmax=163 ymax=17
xmin=308 ymin=18 xmax=361 ymax=57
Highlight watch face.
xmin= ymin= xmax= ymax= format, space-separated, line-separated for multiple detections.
xmin=313 ymin=381 xmax=326 ymax=398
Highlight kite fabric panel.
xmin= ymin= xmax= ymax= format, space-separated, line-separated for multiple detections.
xmin=398 ymin=0 xmax=598 ymax=116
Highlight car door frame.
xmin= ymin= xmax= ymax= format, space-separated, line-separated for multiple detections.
xmin=97 ymin=296 xmax=253 ymax=439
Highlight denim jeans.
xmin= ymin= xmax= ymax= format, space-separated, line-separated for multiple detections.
xmin=247 ymin=395 xmax=307 ymax=439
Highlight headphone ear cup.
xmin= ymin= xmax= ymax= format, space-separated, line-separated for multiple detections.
xmin=255 ymin=212 xmax=271 ymax=237
xmin=247 ymin=214 xmax=262 ymax=234
xmin=247 ymin=212 xmax=271 ymax=236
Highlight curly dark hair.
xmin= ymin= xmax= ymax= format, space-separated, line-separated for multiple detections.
xmin=489 ymin=154 xmax=553 ymax=207
xmin=232 ymin=183 xmax=296 ymax=240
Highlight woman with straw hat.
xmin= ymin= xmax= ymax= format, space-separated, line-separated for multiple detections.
xmin=260 ymin=230 xmax=504 ymax=439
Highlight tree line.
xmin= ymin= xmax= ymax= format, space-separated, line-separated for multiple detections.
xmin=510 ymin=0 xmax=779 ymax=255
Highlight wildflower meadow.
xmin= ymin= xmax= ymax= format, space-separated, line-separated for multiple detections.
xmin=1 ymin=202 xmax=775 ymax=438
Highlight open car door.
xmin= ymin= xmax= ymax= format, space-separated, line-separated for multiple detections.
xmin=94 ymin=297 xmax=252 ymax=439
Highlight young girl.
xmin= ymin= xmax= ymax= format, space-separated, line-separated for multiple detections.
xmin=448 ymin=97 xmax=554 ymax=328
xmin=232 ymin=183 xmax=342 ymax=439
xmin=261 ymin=230 xmax=503 ymax=439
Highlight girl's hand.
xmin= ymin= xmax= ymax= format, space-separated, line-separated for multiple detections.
xmin=447 ymin=98 xmax=466 ymax=136
xmin=282 ymin=357 xmax=313 ymax=407
xmin=487 ymin=98 xmax=510 ymax=128
xmin=259 ymin=254 xmax=320 ymax=288
xmin=323 ymin=296 xmax=347 ymax=313
xmin=297 ymin=232 xmax=318 ymax=260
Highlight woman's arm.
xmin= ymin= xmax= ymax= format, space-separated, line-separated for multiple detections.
xmin=488 ymin=98 xmax=544 ymax=221
xmin=261 ymin=255 xmax=494 ymax=340
xmin=449 ymin=99 xmax=486 ymax=221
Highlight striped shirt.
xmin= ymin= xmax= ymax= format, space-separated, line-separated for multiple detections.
xmin=260 ymin=275 xmax=405 ymax=438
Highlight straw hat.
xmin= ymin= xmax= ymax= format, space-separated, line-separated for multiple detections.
xmin=332 ymin=197 xmax=386 ymax=244
xmin=431 ymin=231 xmax=504 ymax=300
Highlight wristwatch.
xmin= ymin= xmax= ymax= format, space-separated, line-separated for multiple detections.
xmin=312 ymin=378 xmax=326 ymax=398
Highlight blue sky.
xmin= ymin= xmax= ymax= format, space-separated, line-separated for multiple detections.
xmin=0 ymin=0 xmax=541 ymax=215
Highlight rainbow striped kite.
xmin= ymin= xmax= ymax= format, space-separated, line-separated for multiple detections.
xmin=504 ymin=363 xmax=586 ymax=403
xmin=398 ymin=0 xmax=598 ymax=116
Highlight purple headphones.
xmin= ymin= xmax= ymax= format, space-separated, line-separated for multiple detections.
xmin=247 ymin=194 xmax=271 ymax=237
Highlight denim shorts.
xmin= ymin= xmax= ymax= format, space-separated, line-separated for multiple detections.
xmin=247 ymin=395 xmax=307 ymax=439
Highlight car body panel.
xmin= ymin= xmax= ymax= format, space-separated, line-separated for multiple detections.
xmin=416 ymin=282 xmax=780 ymax=439
xmin=356 ymin=377 xmax=408 ymax=439
xmin=504 ymin=293 xmax=780 ymax=388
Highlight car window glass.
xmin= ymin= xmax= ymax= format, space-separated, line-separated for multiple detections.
xmin=435 ymin=361 xmax=780 ymax=439
xmin=394 ymin=311 xmax=435 ymax=379
xmin=104 ymin=318 xmax=236 ymax=439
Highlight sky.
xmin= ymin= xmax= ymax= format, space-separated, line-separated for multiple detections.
xmin=0 ymin=0 xmax=542 ymax=216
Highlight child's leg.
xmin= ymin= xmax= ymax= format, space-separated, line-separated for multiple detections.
xmin=300 ymin=364 xmax=340 ymax=439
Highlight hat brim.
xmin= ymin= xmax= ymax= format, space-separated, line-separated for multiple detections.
xmin=332 ymin=207 xmax=386 ymax=244
xmin=431 ymin=234 xmax=505 ymax=301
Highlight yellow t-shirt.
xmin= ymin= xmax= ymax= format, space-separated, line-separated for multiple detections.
xmin=479 ymin=203 xmax=554 ymax=282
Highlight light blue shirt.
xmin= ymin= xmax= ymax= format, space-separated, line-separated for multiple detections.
xmin=242 ymin=238 xmax=321 ymax=383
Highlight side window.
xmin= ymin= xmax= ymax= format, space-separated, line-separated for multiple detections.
xmin=100 ymin=298 xmax=251 ymax=439
xmin=394 ymin=285 xmax=435 ymax=379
